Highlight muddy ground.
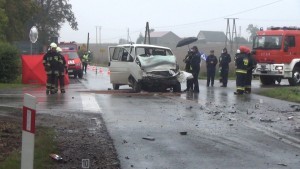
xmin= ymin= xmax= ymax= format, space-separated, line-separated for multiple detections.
xmin=0 ymin=108 xmax=120 ymax=169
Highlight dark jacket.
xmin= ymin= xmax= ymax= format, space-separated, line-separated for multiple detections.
xmin=219 ymin=53 xmax=231 ymax=69
xmin=206 ymin=55 xmax=218 ymax=69
xmin=190 ymin=52 xmax=201 ymax=72
xmin=43 ymin=50 xmax=58 ymax=72
xmin=235 ymin=53 xmax=248 ymax=74
xmin=58 ymin=53 xmax=67 ymax=74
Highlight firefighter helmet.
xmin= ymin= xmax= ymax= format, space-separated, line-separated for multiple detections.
xmin=56 ymin=47 xmax=62 ymax=52
xmin=50 ymin=42 xmax=57 ymax=48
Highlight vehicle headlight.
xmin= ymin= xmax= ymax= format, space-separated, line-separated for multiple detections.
xmin=275 ymin=66 xmax=283 ymax=70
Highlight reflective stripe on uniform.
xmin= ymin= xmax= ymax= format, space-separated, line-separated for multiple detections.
xmin=236 ymin=69 xmax=247 ymax=73
xmin=237 ymin=86 xmax=245 ymax=90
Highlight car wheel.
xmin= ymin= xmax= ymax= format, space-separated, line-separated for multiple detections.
xmin=172 ymin=82 xmax=181 ymax=92
xmin=260 ymin=76 xmax=275 ymax=85
xmin=113 ymin=84 xmax=120 ymax=90
xmin=133 ymin=80 xmax=141 ymax=93
xmin=288 ymin=67 xmax=300 ymax=86
xmin=78 ymin=71 xmax=83 ymax=79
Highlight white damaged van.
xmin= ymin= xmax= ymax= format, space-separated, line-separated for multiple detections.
xmin=108 ymin=44 xmax=181 ymax=92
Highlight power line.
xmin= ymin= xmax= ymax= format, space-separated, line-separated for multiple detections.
xmin=153 ymin=0 xmax=283 ymax=29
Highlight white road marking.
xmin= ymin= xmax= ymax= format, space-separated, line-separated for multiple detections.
xmin=80 ymin=93 xmax=102 ymax=113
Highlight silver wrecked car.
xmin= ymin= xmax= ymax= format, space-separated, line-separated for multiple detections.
xmin=108 ymin=44 xmax=181 ymax=92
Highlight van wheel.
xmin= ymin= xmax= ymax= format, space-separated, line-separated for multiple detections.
xmin=288 ymin=67 xmax=300 ymax=86
xmin=260 ymin=76 xmax=275 ymax=85
xmin=173 ymin=82 xmax=181 ymax=92
xmin=133 ymin=80 xmax=141 ymax=93
xmin=113 ymin=84 xmax=119 ymax=90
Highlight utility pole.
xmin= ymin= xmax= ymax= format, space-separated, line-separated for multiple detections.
xmin=144 ymin=22 xmax=151 ymax=44
xmin=95 ymin=26 xmax=98 ymax=44
xmin=87 ymin=32 xmax=90 ymax=52
xmin=99 ymin=26 xmax=102 ymax=45
xmin=127 ymin=28 xmax=130 ymax=43
xmin=225 ymin=18 xmax=238 ymax=54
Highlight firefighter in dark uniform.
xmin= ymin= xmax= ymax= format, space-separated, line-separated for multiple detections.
xmin=183 ymin=50 xmax=193 ymax=92
xmin=219 ymin=48 xmax=231 ymax=87
xmin=43 ymin=42 xmax=58 ymax=95
xmin=206 ymin=50 xmax=218 ymax=87
xmin=245 ymin=50 xmax=256 ymax=94
xmin=234 ymin=46 xmax=249 ymax=95
xmin=56 ymin=47 xmax=67 ymax=93
xmin=190 ymin=46 xmax=201 ymax=93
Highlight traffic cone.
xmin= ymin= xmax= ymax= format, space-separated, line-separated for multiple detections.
xmin=99 ymin=67 xmax=103 ymax=73
xmin=107 ymin=70 xmax=111 ymax=75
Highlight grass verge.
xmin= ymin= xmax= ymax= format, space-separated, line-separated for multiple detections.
xmin=258 ymin=87 xmax=300 ymax=103
xmin=0 ymin=127 xmax=57 ymax=169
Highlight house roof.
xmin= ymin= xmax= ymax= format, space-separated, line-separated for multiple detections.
xmin=197 ymin=31 xmax=227 ymax=42
xmin=150 ymin=31 xmax=171 ymax=38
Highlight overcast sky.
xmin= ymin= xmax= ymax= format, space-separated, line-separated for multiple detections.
xmin=59 ymin=0 xmax=300 ymax=43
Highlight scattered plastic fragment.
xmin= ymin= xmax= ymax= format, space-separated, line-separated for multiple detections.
xmin=142 ymin=137 xmax=155 ymax=141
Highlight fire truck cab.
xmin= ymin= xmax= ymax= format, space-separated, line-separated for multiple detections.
xmin=252 ymin=27 xmax=300 ymax=86
xmin=58 ymin=42 xmax=83 ymax=79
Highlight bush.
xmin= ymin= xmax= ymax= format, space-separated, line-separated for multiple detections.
xmin=0 ymin=42 xmax=20 ymax=83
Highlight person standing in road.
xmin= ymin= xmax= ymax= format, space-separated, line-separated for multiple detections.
xmin=56 ymin=47 xmax=67 ymax=93
xmin=219 ymin=48 xmax=231 ymax=87
xmin=190 ymin=46 xmax=201 ymax=93
xmin=183 ymin=50 xmax=193 ymax=92
xmin=206 ymin=50 xmax=218 ymax=87
xmin=245 ymin=50 xmax=256 ymax=94
xmin=43 ymin=42 xmax=58 ymax=95
xmin=82 ymin=51 xmax=89 ymax=74
xmin=234 ymin=46 xmax=249 ymax=95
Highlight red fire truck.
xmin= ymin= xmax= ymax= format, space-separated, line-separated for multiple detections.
xmin=252 ymin=27 xmax=300 ymax=86
xmin=58 ymin=42 xmax=83 ymax=78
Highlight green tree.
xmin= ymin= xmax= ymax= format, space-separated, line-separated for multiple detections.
xmin=246 ymin=24 xmax=259 ymax=42
xmin=3 ymin=0 xmax=36 ymax=42
xmin=32 ymin=0 xmax=78 ymax=45
xmin=0 ymin=0 xmax=8 ymax=41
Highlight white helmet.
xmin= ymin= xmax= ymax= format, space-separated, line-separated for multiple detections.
xmin=236 ymin=49 xmax=241 ymax=54
xmin=56 ymin=47 xmax=62 ymax=53
xmin=50 ymin=42 xmax=57 ymax=48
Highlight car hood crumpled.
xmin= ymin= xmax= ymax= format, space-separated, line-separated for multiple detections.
xmin=138 ymin=55 xmax=177 ymax=72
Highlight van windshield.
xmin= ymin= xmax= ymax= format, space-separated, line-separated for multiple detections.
xmin=136 ymin=47 xmax=173 ymax=57
xmin=253 ymin=35 xmax=282 ymax=50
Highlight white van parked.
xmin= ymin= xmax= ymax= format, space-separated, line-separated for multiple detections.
xmin=108 ymin=44 xmax=181 ymax=92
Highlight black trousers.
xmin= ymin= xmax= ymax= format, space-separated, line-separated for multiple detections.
xmin=186 ymin=79 xmax=193 ymax=90
xmin=245 ymin=70 xmax=252 ymax=93
xmin=55 ymin=74 xmax=65 ymax=90
xmin=236 ymin=72 xmax=246 ymax=94
xmin=192 ymin=70 xmax=199 ymax=92
xmin=221 ymin=68 xmax=229 ymax=86
xmin=83 ymin=62 xmax=88 ymax=73
xmin=207 ymin=68 xmax=216 ymax=86
xmin=46 ymin=73 xmax=52 ymax=91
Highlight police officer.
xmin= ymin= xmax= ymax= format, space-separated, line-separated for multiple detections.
xmin=183 ymin=50 xmax=193 ymax=92
xmin=219 ymin=48 xmax=231 ymax=87
xmin=245 ymin=50 xmax=256 ymax=94
xmin=234 ymin=46 xmax=249 ymax=95
xmin=190 ymin=46 xmax=201 ymax=93
xmin=56 ymin=47 xmax=67 ymax=93
xmin=206 ymin=50 xmax=218 ymax=87
xmin=82 ymin=51 xmax=89 ymax=74
xmin=43 ymin=42 xmax=58 ymax=95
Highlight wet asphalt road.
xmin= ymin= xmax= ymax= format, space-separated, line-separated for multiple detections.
xmin=1 ymin=67 xmax=300 ymax=169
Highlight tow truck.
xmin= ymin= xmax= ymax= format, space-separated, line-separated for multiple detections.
xmin=252 ymin=26 xmax=300 ymax=86
xmin=58 ymin=42 xmax=83 ymax=78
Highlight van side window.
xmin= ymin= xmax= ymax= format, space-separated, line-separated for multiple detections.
xmin=286 ymin=36 xmax=295 ymax=47
xmin=112 ymin=48 xmax=121 ymax=60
